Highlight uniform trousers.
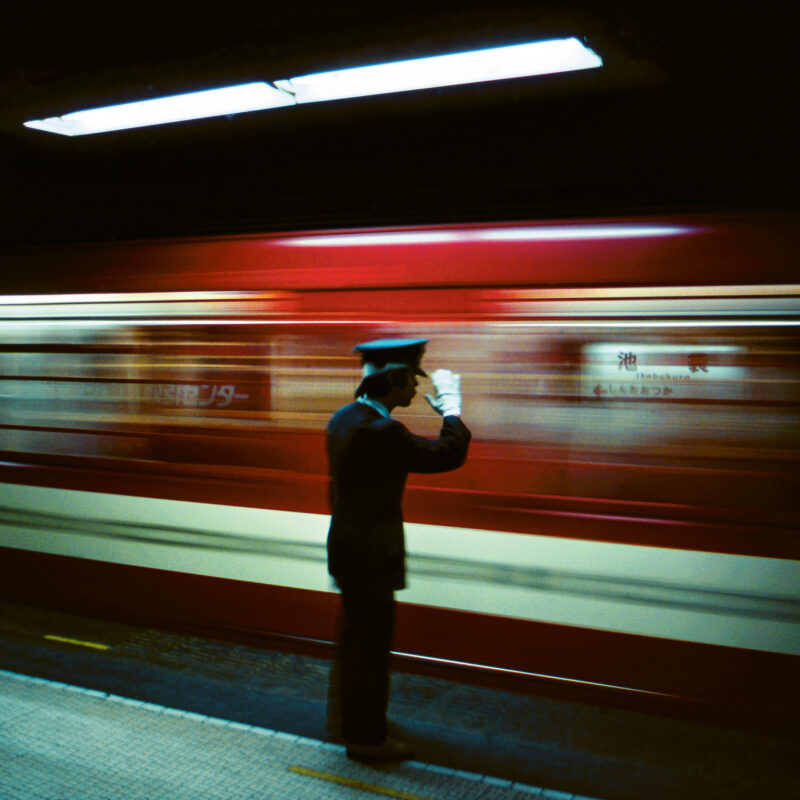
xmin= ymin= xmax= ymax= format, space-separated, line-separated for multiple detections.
xmin=328 ymin=582 xmax=396 ymax=745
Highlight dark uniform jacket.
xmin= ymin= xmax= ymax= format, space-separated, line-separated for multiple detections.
xmin=326 ymin=401 xmax=471 ymax=591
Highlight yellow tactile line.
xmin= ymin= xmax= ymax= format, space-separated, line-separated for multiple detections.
xmin=43 ymin=635 xmax=110 ymax=651
xmin=289 ymin=765 xmax=438 ymax=800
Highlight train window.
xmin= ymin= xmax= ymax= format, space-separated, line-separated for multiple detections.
xmin=0 ymin=293 xmax=798 ymax=492
xmin=0 ymin=324 xmax=147 ymax=460
xmin=133 ymin=325 xmax=271 ymax=421
xmin=268 ymin=332 xmax=362 ymax=427
xmin=450 ymin=325 xmax=800 ymax=458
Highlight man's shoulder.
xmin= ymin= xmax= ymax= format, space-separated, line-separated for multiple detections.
xmin=327 ymin=402 xmax=404 ymax=435
xmin=329 ymin=401 xmax=359 ymax=422
xmin=328 ymin=401 xmax=385 ymax=425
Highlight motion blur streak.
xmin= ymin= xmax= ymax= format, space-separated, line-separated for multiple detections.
xmin=279 ymin=224 xmax=693 ymax=246
xmin=0 ymin=291 xmax=274 ymax=305
xmin=0 ymin=215 xmax=798 ymax=715
xmin=476 ymin=225 xmax=692 ymax=241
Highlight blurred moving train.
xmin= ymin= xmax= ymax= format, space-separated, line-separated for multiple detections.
xmin=0 ymin=213 xmax=798 ymax=719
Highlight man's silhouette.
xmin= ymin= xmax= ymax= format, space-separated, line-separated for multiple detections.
xmin=326 ymin=338 xmax=470 ymax=760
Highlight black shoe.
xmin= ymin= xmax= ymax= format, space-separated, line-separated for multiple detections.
xmin=346 ymin=738 xmax=415 ymax=762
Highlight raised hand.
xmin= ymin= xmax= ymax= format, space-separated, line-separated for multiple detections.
xmin=425 ymin=368 xmax=462 ymax=417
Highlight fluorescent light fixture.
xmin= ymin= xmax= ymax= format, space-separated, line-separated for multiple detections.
xmin=24 ymin=37 xmax=602 ymax=136
xmin=23 ymin=82 xmax=294 ymax=137
xmin=275 ymin=37 xmax=601 ymax=103
xmin=279 ymin=224 xmax=691 ymax=246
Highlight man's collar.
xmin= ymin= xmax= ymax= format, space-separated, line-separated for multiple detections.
xmin=356 ymin=395 xmax=391 ymax=419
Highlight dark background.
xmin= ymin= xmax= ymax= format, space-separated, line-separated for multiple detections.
xmin=1 ymin=2 xmax=796 ymax=246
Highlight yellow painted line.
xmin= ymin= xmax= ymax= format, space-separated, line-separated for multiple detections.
xmin=289 ymin=765 xmax=437 ymax=800
xmin=43 ymin=635 xmax=110 ymax=651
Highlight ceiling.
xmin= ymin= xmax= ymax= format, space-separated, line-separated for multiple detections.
xmin=1 ymin=2 xmax=796 ymax=247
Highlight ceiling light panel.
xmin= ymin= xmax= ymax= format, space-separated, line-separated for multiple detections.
xmin=274 ymin=37 xmax=602 ymax=103
xmin=23 ymin=38 xmax=602 ymax=135
xmin=23 ymin=82 xmax=294 ymax=137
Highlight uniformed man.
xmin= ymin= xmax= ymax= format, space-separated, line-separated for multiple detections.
xmin=326 ymin=338 xmax=471 ymax=761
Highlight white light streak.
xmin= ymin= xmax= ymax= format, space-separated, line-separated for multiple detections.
xmin=0 ymin=319 xmax=797 ymax=330
xmin=278 ymin=224 xmax=693 ymax=246
xmin=280 ymin=232 xmax=466 ymax=246
xmin=487 ymin=320 xmax=800 ymax=329
xmin=476 ymin=225 xmax=692 ymax=241
xmin=1 ymin=286 xmax=796 ymax=307
xmin=0 ymin=319 xmax=394 ymax=328
xmin=0 ymin=291 xmax=267 ymax=305
xmin=393 ymin=650 xmax=677 ymax=696
xmin=23 ymin=82 xmax=294 ymax=137
xmin=490 ymin=285 xmax=800 ymax=299
xmin=274 ymin=37 xmax=602 ymax=103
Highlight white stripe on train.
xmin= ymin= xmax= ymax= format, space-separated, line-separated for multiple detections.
xmin=1 ymin=481 xmax=798 ymax=656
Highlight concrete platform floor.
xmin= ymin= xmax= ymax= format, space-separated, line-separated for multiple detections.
xmin=1 ymin=668 xmax=574 ymax=800
xmin=0 ymin=602 xmax=797 ymax=800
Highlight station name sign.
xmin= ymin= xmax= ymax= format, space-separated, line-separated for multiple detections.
xmin=582 ymin=343 xmax=744 ymax=401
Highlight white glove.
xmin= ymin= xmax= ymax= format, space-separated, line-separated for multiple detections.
xmin=425 ymin=369 xmax=462 ymax=417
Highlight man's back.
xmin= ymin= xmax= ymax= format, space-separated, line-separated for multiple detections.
xmin=327 ymin=400 xmax=470 ymax=590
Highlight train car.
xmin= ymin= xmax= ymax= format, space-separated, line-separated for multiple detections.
xmin=0 ymin=213 xmax=798 ymax=720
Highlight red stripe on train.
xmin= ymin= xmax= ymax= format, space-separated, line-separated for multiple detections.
xmin=0 ymin=546 xmax=797 ymax=721
xmin=2 ymin=215 xmax=798 ymax=294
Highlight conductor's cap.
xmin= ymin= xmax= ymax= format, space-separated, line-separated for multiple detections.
xmin=354 ymin=338 xmax=428 ymax=382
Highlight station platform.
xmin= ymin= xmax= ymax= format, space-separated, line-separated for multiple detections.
xmin=1 ymin=668 xmax=561 ymax=800
xmin=0 ymin=601 xmax=797 ymax=799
